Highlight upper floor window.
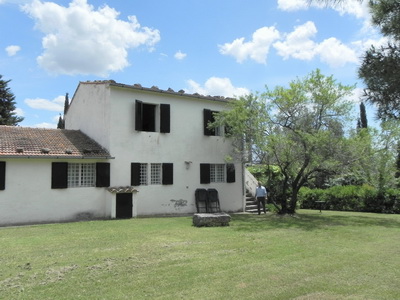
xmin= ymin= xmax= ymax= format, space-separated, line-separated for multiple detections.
xmin=203 ymin=109 xmax=224 ymax=136
xmin=135 ymin=100 xmax=170 ymax=133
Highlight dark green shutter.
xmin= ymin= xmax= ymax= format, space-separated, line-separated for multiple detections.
xmin=203 ymin=109 xmax=214 ymax=136
xmin=0 ymin=162 xmax=5 ymax=190
xmin=162 ymin=163 xmax=173 ymax=185
xmin=200 ymin=163 xmax=210 ymax=184
xmin=96 ymin=163 xmax=110 ymax=187
xmin=160 ymin=104 xmax=170 ymax=133
xmin=131 ymin=163 xmax=141 ymax=186
xmin=52 ymin=162 xmax=68 ymax=189
xmin=135 ymin=100 xmax=143 ymax=131
xmin=226 ymin=164 xmax=236 ymax=183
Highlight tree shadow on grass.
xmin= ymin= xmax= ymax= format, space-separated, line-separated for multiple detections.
xmin=230 ymin=211 xmax=400 ymax=232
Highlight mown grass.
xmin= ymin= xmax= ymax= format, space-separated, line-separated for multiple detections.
xmin=0 ymin=210 xmax=399 ymax=300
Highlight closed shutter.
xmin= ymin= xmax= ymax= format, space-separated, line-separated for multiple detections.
xmin=200 ymin=163 xmax=210 ymax=184
xmin=226 ymin=163 xmax=236 ymax=183
xmin=0 ymin=162 xmax=5 ymax=190
xmin=162 ymin=163 xmax=173 ymax=185
xmin=203 ymin=109 xmax=214 ymax=136
xmin=160 ymin=104 xmax=170 ymax=133
xmin=96 ymin=163 xmax=110 ymax=187
xmin=135 ymin=100 xmax=143 ymax=131
xmin=131 ymin=163 xmax=141 ymax=186
xmin=51 ymin=162 xmax=68 ymax=189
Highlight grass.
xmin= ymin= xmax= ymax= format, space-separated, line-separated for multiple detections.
xmin=0 ymin=210 xmax=399 ymax=300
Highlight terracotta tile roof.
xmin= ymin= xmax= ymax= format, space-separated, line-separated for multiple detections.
xmin=79 ymin=80 xmax=235 ymax=102
xmin=0 ymin=126 xmax=111 ymax=158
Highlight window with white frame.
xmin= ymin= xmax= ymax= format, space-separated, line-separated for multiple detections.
xmin=67 ymin=163 xmax=96 ymax=187
xmin=140 ymin=163 xmax=148 ymax=185
xmin=150 ymin=163 xmax=162 ymax=185
xmin=210 ymin=164 xmax=225 ymax=183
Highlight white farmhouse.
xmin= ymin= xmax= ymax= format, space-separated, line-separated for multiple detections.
xmin=0 ymin=81 xmax=245 ymax=226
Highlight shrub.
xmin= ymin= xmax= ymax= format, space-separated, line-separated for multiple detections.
xmin=298 ymin=185 xmax=400 ymax=214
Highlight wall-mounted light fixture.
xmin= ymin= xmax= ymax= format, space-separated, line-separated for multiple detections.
xmin=184 ymin=161 xmax=192 ymax=169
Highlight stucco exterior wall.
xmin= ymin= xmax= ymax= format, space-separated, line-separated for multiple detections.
xmin=106 ymin=87 xmax=244 ymax=216
xmin=64 ymin=82 xmax=245 ymax=218
xmin=66 ymin=83 xmax=112 ymax=150
xmin=0 ymin=159 xmax=110 ymax=226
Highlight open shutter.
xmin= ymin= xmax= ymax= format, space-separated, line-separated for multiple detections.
xmin=226 ymin=164 xmax=236 ymax=183
xmin=131 ymin=163 xmax=141 ymax=186
xmin=200 ymin=163 xmax=210 ymax=184
xmin=160 ymin=104 xmax=170 ymax=133
xmin=52 ymin=162 xmax=68 ymax=189
xmin=135 ymin=100 xmax=143 ymax=131
xmin=96 ymin=163 xmax=110 ymax=187
xmin=203 ymin=109 xmax=214 ymax=136
xmin=162 ymin=163 xmax=173 ymax=185
xmin=0 ymin=162 xmax=5 ymax=190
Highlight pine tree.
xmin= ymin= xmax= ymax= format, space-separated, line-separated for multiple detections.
xmin=0 ymin=75 xmax=24 ymax=126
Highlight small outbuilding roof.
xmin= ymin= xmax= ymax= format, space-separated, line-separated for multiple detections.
xmin=0 ymin=126 xmax=111 ymax=159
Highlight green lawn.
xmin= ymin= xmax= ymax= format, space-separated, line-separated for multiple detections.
xmin=0 ymin=210 xmax=399 ymax=300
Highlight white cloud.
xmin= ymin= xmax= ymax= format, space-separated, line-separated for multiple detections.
xmin=174 ymin=50 xmax=187 ymax=60
xmin=218 ymin=26 xmax=280 ymax=64
xmin=33 ymin=122 xmax=57 ymax=129
xmin=5 ymin=45 xmax=21 ymax=56
xmin=277 ymin=0 xmax=311 ymax=11
xmin=316 ymin=38 xmax=358 ymax=68
xmin=13 ymin=107 xmax=24 ymax=117
xmin=273 ymin=21 xmax=358 ymax=68
xmin=273 ymin=21 xmax=317 ymax=60
xmin=186 ymin=77 xmax=250 ymax=98
xmin=278 ymin=0 xmax=369 ymax=20
xmin=24 ymin=95 xmax=64 ymax=112
xmin=22 ymin=0 xmax=160 ymax=77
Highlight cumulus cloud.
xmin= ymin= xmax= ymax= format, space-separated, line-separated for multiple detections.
xmin=174 ymin=50 xmax=187 ymax=60
xmin=316 ymin=38 xmax=358 ymax=67
xmin=273 ymin=21 xmax=317 ymax=61
xmin=24 ymin=95 xmax=64 ymax=112
xmin=277 ymin=0 xmax=369 ymax=20
xmin=22 ymin=0 xmax=160 ymax=77
xmin=13 ymin=107 xmax=24 ymax=117
xmin=218 ymin=26 xmax=280 ymax=64
xmin=5 ymin=45 xmax=21 ymax=56
xmin=186 ymin=77 xmax=250 ymax=98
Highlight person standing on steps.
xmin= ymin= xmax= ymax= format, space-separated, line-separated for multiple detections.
xmin=255 ymin=182 xmax=267 ymax=215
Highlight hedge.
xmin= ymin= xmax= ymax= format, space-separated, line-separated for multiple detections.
xmin=299 ymin=185 xmax=400 ymax=214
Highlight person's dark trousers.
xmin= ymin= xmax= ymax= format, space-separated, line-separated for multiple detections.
xmin=257 ymin=197 xmax=266 ymax=215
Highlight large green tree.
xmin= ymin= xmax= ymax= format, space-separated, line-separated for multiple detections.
xmin=0 ymin=75 xmax=24 ymax=126
xmin=214 ymin=69 xmax=356 ymax=214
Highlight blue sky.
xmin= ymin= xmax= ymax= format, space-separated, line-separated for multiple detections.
xmin=0 ymin=0 xmax=385 ymax=128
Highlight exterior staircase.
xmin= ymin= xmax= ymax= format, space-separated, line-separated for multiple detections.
xmin=244 ymin=168 xmax=263 ymax=214
xmin=245 ymin=191 xmax=259 ymax=213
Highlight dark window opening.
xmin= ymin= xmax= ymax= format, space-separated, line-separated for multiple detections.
xmin=142 ymin=103 xmax=156 ymax=132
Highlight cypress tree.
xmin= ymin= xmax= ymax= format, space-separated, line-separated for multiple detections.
xmin=360 ymin=101 xmax=368 ymax=128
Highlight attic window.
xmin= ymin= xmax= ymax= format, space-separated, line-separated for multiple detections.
xmin=65 ymin=149 xmax=73 ymax=154
xmin=41 ymin=148 xmax=50 ymax=154
xmin=16 ymin=147 xmax=24 ymax=153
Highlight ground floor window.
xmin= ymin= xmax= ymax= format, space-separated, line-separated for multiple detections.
xmin=210 ymin=164 xmax=225 ymax=183
xmin=68 ymin=163 xmax=96 ymax=187
xmin=131 ymin=162 xmax=173 ymax=186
